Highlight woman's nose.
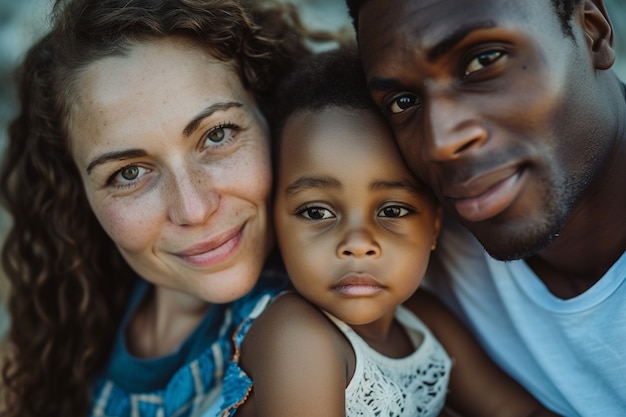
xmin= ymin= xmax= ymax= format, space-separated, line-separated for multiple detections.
xmin=336 ymin=229 xmax=381 ymax=259
xmin=167 ymin=169 xmax=219 ymax=226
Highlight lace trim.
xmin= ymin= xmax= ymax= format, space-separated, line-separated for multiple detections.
xmin=332 ymin=306 xmax=451 ymax=417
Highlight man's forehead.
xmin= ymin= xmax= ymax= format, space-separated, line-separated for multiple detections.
xmin=357 ymin=0 xmax=544 ymax=32
xmin=357 ymin=0 xmax=551 ymax=58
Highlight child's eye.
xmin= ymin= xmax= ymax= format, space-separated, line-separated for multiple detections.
xmin=378 ymin=205 xmax=412 ymax=218
xmin=389 ymin=94 xmax=421 ymax=114
xmin=464 ymin=50 xmax=505 ymax=78
xmin=296 ymin=206 xmax=336 ymax=220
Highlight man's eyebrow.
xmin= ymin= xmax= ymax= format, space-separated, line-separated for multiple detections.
xmin=427 ymin=20 xmax=496 ymax=62
xmin=367 ymin=77 xmax=404 ymax=93
xmin=86 ymin=149 xmax=147 ymax=174
xmin=367 ymin=20 xmax=498 ymax=93
xmin=285 ymin=176 xmax=341 ymax=196
xmin=183 ymin=101 xmax=243 ymax=137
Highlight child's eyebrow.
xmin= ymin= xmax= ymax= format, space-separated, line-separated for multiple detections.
xmin=285 ymin=176 xmax=340 ymax=196
xmin=370 ymin=180 xmax=417 ymax=192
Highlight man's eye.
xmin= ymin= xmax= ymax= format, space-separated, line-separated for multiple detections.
xmin=389 ymin=94 xmax=420 ymax=114
xmin=378 ymin=205 xmax=411 ymax=218
xmin=297 ymin=206 xmax=335 ymax=220
xmin=464 ymin=50 xmax=504 ymax=77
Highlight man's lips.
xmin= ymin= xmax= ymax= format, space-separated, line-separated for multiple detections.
xmin=174 ymin=225 xmax=243 ymax=268
xmin=443 ymin=166 xmax=525 ymax=223
xmin=332 ymin=273 xmax=386 ymax=297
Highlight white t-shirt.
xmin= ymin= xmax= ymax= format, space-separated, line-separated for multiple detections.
xmin=425 ymin=220 xmax=626 ymax=417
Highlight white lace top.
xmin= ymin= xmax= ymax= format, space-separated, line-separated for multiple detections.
xmin=325 ymin=305 xmax=451 ymax=417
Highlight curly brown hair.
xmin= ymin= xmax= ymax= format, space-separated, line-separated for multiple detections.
xmin=0 ymin=0 xmax=313 ymax=416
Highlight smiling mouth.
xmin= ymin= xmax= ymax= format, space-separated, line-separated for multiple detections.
xmin=175 ymin=225 xmax=244 ymax=268
xmin=447 ymin=166 xmax=525 ymax=223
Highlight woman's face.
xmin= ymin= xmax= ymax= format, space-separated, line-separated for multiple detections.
xmin=69 ymin=37 xmax=273 ymax=304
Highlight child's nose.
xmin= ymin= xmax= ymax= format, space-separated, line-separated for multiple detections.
xmin=336 ymin=229 xmax=381 ymax=259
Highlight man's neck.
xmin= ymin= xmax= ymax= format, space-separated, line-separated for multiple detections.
xmin=527 ymin=81 xmax=626 ymax=299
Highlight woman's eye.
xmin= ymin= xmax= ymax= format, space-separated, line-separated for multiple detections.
xmin=203 ymin=124 xmax=237 ymax=147
xmin=121 ymin=166 xmax=140 ymax=180
xmin=297 ymin=206 xmax=335 ymax=220
xmin=207 ymin=127 xmax=226 ymax=143
xmin=378 ymin=205 xmax=411 ymax=218
xmin=389 ymin=94 xmax=420 ymax=114
xmin=110 ymin=165 xmax=149 ymax=187
xmin=464 ymin=50 xmax=504 ymax=77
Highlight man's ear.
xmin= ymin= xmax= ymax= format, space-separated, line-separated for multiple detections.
xmin=582 ymin=0 xmax=615 ymax=70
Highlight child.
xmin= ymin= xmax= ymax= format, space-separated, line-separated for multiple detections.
xmin=218 ymin=47 xmax=561 ymax=417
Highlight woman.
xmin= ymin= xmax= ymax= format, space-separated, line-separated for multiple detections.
xmin=0 ymin=0 xmax=315 ymax=416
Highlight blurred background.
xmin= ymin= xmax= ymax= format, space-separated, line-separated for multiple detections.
xmin=0 ymin=0 xmax=625 ymax=339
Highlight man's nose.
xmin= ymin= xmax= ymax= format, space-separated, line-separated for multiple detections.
xmin=424 ymin=92 xmax=488 ymax=161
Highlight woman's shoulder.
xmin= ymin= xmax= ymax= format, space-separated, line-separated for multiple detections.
xmin=230 ymin=273 xmax=289 ymax=322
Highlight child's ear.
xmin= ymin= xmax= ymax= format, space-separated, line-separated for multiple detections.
xmin=431 ymin=206 xmax=443 ymax=252
xmin=581 ymin=0 xmax=615 ymax=70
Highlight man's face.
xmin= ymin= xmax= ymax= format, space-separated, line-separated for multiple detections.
xmin=358 ymin=0 xmax=615 ymax=260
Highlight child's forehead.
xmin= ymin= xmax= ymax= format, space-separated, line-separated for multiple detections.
xmin=278 ymin=106 xmax=407 ymax=174
xmin=280 ymin=106 xmax=392 ymax=152
xmin=277 ymin=105 xmax=437 ymax=203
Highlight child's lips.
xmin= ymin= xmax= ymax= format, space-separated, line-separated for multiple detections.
xmin=332 ymin=273 xmax=386 ymax=296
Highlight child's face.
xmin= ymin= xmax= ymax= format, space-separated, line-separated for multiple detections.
xmin=274 ymin=107 xmax=441 ymax=326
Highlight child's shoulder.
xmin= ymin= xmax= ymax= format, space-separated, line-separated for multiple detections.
xmin=246 ymin=291 xmax=343 ymax=343
xmin=243 ymin=292 xmax=349 ymax=355
xmin=239 ymin=291 xmax=353 ymax=385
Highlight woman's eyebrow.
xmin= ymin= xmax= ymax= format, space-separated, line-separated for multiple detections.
xmin=86 ymin=101 xmax=244 ymax=174
xmin=86 ymin=149 xmax=147 ymax=174
xmin=182 ymin=101 xmax=243 ymax=137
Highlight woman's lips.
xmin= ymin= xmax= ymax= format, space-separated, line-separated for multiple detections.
xmin=332 ymin=273 xmax=386 ymax=297
xmin=451 ymin=168 xmax=525 ymax=223
xmin=175 ymin=226 xmax=243 ymax=268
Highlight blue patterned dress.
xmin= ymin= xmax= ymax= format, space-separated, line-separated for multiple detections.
xmin=90 ymin=272 xmax=286 ymax=417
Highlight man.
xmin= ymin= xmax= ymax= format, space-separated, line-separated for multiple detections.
xmin=346 ymin=0 xmax=626 ymax=415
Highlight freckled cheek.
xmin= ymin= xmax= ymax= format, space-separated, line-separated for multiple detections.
xmin=229 ymin=146 xmax=273 ymax=204
xmin=91 ymin=197 xmax=163 ymax=253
